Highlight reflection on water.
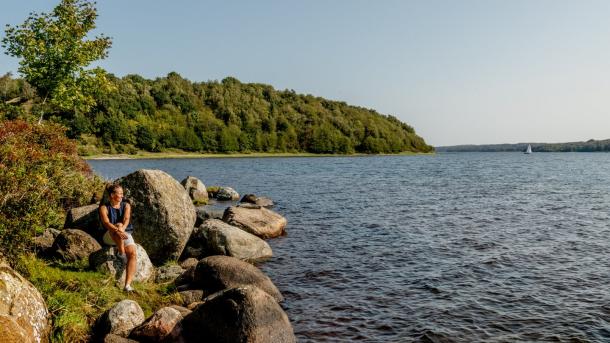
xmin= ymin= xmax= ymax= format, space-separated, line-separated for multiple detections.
xmin=89 ymin=153 xmax=610 ymax=342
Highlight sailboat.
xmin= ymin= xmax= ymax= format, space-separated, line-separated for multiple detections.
xmin=524 ymin=144 xmax=532 ymax=154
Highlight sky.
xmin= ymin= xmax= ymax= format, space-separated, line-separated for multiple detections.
xmin=2 ymin=0 xmax=610 ymax=146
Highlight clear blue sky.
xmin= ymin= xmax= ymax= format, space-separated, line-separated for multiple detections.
xmin=2 ymin=0 xmax=610 ymax=146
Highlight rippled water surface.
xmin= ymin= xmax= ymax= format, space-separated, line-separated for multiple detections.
xmin=89 ymin=153 xmax=610 ymax=342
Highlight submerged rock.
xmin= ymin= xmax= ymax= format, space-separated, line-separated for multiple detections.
xmin=216 ymin=186 xmax=240 ymax=201
xmin=193 ymin=255 xmax=283 ymax=302
xmin=240 ymin=193 xmax=275 ymax=208
xmin=117 ymin=169 xmax=196 ymax=265
xmin=181 ymin=286 xmax=295 ymax=343
xmin=223 ymin=205 xmax=287 ymax=238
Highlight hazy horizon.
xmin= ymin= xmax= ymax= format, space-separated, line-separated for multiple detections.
xmin=2 ymin=0 xmax=610 ymax=146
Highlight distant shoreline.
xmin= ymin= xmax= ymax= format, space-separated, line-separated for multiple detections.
xmin=84 ymin=151 xmax=433 ymax=160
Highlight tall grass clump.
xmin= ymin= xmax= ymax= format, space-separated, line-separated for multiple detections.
xmin=0 ymin=120 xmax=103 ymax=263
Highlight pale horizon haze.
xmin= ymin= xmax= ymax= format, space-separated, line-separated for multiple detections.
xmin=2 ymin=0 xmax=610 ymax=147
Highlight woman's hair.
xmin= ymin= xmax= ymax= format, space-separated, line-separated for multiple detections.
xmin=99 ymin=183 xmax=124 ymax=207
xmin=106 ymin=183 xmax=123 ymax=195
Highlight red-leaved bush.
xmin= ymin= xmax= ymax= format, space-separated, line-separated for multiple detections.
xmin=0 ymin=120 xmax=103 ymax=262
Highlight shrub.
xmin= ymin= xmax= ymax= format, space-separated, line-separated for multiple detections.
xmin=0 ymin=120 xmax=103 ymax=263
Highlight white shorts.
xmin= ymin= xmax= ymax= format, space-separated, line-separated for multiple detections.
xmin=103 ymin=230 xmax=135 ymax=247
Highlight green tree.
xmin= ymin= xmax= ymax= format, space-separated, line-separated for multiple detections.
xmin=2 ymin=0 xmax=112 ymax=123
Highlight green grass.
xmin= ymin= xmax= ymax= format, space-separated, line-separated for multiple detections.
xmin=17 ymin=254 xmax=181 ymax=343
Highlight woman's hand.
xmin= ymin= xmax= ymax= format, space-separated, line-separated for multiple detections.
xmin=117 ymin=230 xmax=128 ymax=240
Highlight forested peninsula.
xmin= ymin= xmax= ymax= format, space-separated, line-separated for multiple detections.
xmin=0 ymin=73 xmax=433 ymax=155
xmin=437 ymin=140 xmax=610 ymax=153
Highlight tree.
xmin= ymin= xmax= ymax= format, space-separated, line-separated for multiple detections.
xmin=2 ymin=0 xmax=112 ymax=123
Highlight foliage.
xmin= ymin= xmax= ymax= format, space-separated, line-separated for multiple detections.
xmin=0 ymin=120 xmax=103 ymax=262
xmin=16 ymin=254 xmax=180 ymax=342
xmin=1 ymin=71 xmax=434 ymax=154
xmin=2 ymin=0 xmax=113 ymax=121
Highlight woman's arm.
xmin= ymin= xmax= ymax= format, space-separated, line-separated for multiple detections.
xmin=122 ymin=203 xmax=131 ymax=229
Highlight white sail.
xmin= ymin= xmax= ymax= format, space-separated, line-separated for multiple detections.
xmin=524 ymin=144 xmax=532 ymax=154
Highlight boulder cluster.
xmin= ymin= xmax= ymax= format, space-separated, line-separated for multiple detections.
xmin=4 ymin=168 xmax=294 ymax=343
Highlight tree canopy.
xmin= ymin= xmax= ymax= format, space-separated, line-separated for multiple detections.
xmin=0 ymin=73 xmax=434 ymax=154
xmin=2 ymin=0 xmax=112 ymax=122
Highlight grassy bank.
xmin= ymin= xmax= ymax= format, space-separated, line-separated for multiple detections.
xmin=17 ymin=255 xmax=180 ymax=342
xmin=83 ymin=150 xmax=433 ymax=160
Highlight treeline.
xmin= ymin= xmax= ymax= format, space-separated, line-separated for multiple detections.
xmin=0 ymin=72 xmax=433 ymax=155
xmin=436 ymin=140 xmax=610 ymax=152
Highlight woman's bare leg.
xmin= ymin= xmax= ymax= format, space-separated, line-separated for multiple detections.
xmin=110 ymin=231 xmax=126 ymax=255
xmin=124 ymin=244 xmax=137 ymax=288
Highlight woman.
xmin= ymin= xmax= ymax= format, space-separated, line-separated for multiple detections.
xmin=99 ymin=183 xmax=137 ymax=292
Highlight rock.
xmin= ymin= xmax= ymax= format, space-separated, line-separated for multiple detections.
xmin=33 ymin=228 xmax=60 ymax=255
xmin=0 ymin=262 xmax=50 ymax=343
xmin=222 ymin=206 xmax=287 ymax=239
xmin=63 ymin=204 xmax=102 ymax=238
xmin=103 ymin=334 xmax=140 ymax=343
xmin=193 ymin=255 xmax=283 ymax=302
xmin=180 ymin=226 xmax=208 ymax=260
xmin=201 ymin=219 xmax=273 ymax=262
xmin=179 ymin=258 xmax=198 ymax=270
xmin=216 ymin=186 xmax=240 ymax=201
xmin=89 ymin=244 xmax=154 ymax=284
xmin=179 ymin=290 xmax=205 ymax=307
xmin=117 ymin=169 xmax=196 ymax=265
xmin=130 ymin=307 xmax=183 ymax=342
xmin=168 ymin=305 xmax=192 ymax=318
xmin=181 ymin=286 xmax=295 ymax=343
xmin=240 ymin=194 xmax=275 ymax=208
xmin=174 ymin=265 xmax=196 ymax=287
xmin=155 ymin=264 xmax=185 ymax=284
xmin=98 ymin=300 xmax=145 ymax=337
xmin=194 ymin=206 xmax=224 ymax=226
xmin=181 ymin=176 xmax=208 ymax=205
xmin=51 ymin=229 xmax=102 ymax=262
xmin=186 ymin=301 xmax=203 ymax=311
xmin=0 ymin=314 xmax=33 ymax=343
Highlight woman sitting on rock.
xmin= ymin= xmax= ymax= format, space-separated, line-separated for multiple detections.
xmin=99 ymin=183 xmax=137 ymax=292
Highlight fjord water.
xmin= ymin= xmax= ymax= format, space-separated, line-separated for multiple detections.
xmin=89 ymin=153 xmax=610 ymax=342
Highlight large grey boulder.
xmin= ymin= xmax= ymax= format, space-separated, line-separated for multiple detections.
xmin=103 ymin=334 xmax=139 ymax=343
xmin=216 ymin=186 xmax=240 ymax=201
xmin=200 ymin=219 xmax=273 ymax=262
xmin=64 ymin=204 xmax=100 ymax=230
xmin=223 ymin=205 xmax=287 ymax=238
xmin=0 ymin=262 xmax=50 ymax=343
xmin=51 ymin=229 xmax=102 ymax=262
xmin=89 ymin=244 xmax=154 ymax=284
xmin=117 ymin=169 xmax=196 ymax=265
xmin=181 ymin=286 xmax=295 ymax=343
xmin=179 ymin=290 xmax=205 ymax=307
xmin=193 ymin=255 xmax=283 ymax=302
xmin=181 ymin=176 xmax=208 ymax=205
xmin=98 ymin=300 xmax=145 ymax=337
xmin=130 ymin=307 xmax=184 ymax=342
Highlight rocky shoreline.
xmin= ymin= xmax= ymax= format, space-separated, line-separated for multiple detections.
xmin=0 ymin=169 xmax=295 ymax=342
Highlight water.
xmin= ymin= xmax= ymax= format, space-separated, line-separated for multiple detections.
xmin=88 ymin=153 xmax=610 ymax=342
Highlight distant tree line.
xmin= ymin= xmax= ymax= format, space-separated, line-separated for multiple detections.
xmin=436 ymin=140 xmax=610 ymax=153
xmin=0 ymin=72 xmax=434 ymax=155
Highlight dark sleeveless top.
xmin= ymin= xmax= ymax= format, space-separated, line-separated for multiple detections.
xmin=104 ymin=201 xmax=134 ymax=233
